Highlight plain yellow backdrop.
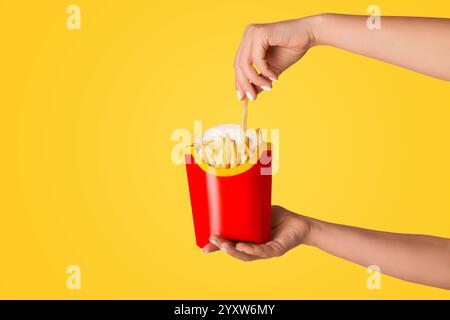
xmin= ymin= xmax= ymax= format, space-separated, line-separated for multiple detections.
xmin=0 ymin=0 xmax=449 ymax=299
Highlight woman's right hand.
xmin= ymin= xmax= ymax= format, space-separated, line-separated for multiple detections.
xmin=234 ymin=16 xmax=320 ymax=101
xmin=235 ymin=14 xmax=450 ymax=98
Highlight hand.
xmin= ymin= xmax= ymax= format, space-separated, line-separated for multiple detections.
xmin=234 ymin=16 xmax=319 ymax=101
xmin=203 ymin=205 xmax=311 ymax=261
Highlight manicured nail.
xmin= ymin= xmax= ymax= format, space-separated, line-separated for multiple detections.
xmin=210 ymin=239 xmax=217 ymax=245
xmin=269 ymin=77 xmax=278 ymax=81
xmin=261 ymin=85 xmax=271 ymax=91
xmin=245 ymin=91 xmax=255 ymax=101
xmin=203 ymin=248 xmax=210 ymax=253
xmin=221 ymin=246 xmax=228 ymax=253
xmin=237 ymin=91 xmax=243 ymax=100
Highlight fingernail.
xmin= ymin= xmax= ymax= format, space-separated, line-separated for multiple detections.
xmin=221 ymin=246 xmax=228 ymax=253
xmin=245 ymin=91 xmax=255 ymax=101
xmin=269 ymin=77 xmax=278 ymax=81
xmin=236 ymin=91 xmax=243 ymax=100
xmin=210 ymin=239 xmax=217 ymax=245
xmin=203 ymin=248 xmax=210 ymax=253
xmin=261 ymin=85 xmax=271 ymax=91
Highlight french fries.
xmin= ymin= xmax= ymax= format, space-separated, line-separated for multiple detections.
xmin=196 ymin=99 xmax=264 ymax=169
xmin=198 ymin=130 xmax=263 ymax=168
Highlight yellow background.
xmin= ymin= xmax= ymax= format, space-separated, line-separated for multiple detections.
xmin=0 ymin=0 xmax=449 ymax=299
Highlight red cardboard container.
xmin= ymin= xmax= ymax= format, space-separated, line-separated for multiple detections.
xmin=184 ymin=144 xmax=272 ymax=248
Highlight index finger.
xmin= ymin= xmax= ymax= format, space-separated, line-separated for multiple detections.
xmin=202 ymin=243 xmax=220 ymax=254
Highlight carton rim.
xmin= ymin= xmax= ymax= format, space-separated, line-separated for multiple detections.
xmin=184 ymin=143 xmax=272 ymax=177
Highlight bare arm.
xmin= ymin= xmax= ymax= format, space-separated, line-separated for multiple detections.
xmin=207 ymin=206 xmax=450 ymax=290
xmin=234 ymin=14 xmax=450 ymax=101
xmin=313 ymin=14 xmax=450 ymax=81
xmin=307 ymin=215 xmax=450 ymax=290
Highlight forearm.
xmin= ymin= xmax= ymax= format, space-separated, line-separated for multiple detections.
xmin=303 ymin=216 xmax=450 ymax=289
xmin=308 ymin=14 xmax=450 ymax=81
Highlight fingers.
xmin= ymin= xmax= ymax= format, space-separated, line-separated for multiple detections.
xmin=240 ymin=59 xmax=272 ymax=90
xmin=253 ymin=44 xmax=279 ymax=81
xmin=235 ymin=241 xmax=283 ymax=259
xmin=202 ymin=243 xmax=220 ymax=254
xmin=236 ymin=84 xmax=263 ymax=102
xmin=235 ymin=68 xmax=258 ymax=102
xmin=209 ymin=235 xmax=258 ymax=261
xmin=208 ymin=235 xmax=285 ymax=261
xmin=234 ymin=24 xmax=276 ymax=101
xmin=235 ymin=69 xmax=272 ymax=101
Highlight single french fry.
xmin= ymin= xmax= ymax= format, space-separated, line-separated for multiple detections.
xmin=203 ymin=144 xmax=214 ymax=166
xmin=220 ymin=136 xmax=226 ymax=168
xmin=229 ymin=138 xmax=235 ymax=168
xmin=232 ymin=139 xmax=237 ymax=167
xmin=241 ymin=99 xmax=248 ymax=134
xmin=223 ymin=135 xmax=230 ymax=169
xmin=241 ymin=98 xmax=249 ymax=161
xmin=255 ymin=128 xmax=261 ymax=161
xmin=244 ymin=141 xmax=250 ymax=164
xmin=203 ymin=140 xmax=214 ymax=145
xmin=236 ymin=135 xmax=246 ymax=165
xmin=241 ymin=152 xmax=248 ymax=164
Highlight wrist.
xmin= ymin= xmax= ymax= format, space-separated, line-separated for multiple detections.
xmin=304 ymin=13 xmax=331 ymax=47
xmin=302 ymin=216 xmax=323 ymax=247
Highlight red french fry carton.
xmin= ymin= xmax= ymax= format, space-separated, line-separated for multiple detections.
xmin=184 ymin=143 xmax=272 ymax=248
